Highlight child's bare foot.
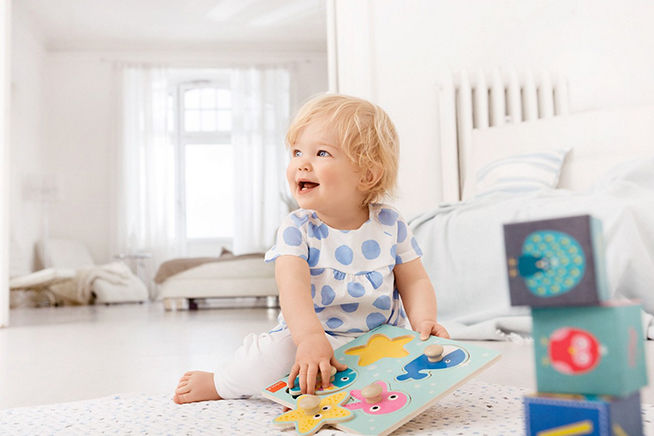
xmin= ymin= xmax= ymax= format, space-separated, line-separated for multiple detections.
xmin=173 ymin=371 xmax=221 ymax=404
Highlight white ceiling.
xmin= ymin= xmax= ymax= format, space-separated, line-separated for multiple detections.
xmin=18 ymin=0 xmax=327 ymax=51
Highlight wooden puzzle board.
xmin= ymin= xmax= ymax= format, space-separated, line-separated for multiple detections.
xmin=262 ymin=324 xmax=501 ymax=435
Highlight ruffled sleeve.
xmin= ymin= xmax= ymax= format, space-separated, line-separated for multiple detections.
xmin=393 ymin=211 xmax=423 ymax=266
xmin=264 ymin=210 xmax=310 ymax=263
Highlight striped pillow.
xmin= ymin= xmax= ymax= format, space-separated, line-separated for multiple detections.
xmin=473 ymin=148 xmax=570 ymax=199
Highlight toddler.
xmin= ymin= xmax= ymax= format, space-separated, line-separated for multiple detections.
xmin=173 ymin=94 xmax=449 ymax=404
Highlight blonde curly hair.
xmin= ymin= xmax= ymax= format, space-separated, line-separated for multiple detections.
xmin=286 ymin=93 xmax=399 ymax=206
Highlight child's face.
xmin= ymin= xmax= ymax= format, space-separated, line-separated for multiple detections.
xmin=287 ymin=118 xmax=366 ymax=216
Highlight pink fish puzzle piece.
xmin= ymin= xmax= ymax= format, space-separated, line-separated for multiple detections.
xmin=344 ymin=380 xmax=409 ymax=415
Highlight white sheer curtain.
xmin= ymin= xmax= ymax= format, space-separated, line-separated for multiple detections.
xmin=231 ymin=66 xmax=293 ymax=255
xmin=116 ymin=64 xmax=294 ymax=267
xmin=116 ymin=66 xmax=180 ymax=271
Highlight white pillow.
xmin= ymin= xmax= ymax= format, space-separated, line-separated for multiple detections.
xmin=472 ymin=148 xmax=570 ymax=199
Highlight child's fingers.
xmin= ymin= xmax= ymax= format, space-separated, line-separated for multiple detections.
xmin=299 ymin=364 xmax=307 ymax=393
xmin=420 ymin=325 xmax=432 ymax=340
xmin=288 ymin=363 xmax=300 ymax=389
xmin=319 ymin=361 xmax=332 ymax=389
xmin=330 ymin=357 xmax=348 ymax=372
xmin=436 ymin=325 xmax=451 ymax=339
xmin=306 ymin=364 xmax=318 ymax=395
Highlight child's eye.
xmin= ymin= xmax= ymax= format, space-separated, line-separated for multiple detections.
xmin=292 ymin=150 xmax=302 ymax=157
xmin=317 ymin=150 xmax=331 ymax=157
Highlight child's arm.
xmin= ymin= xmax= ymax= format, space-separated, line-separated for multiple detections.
xmin=394 ymin=258 xmax=450 ymax=339
xmin=274 ymin=255 xmax=347 ymax=394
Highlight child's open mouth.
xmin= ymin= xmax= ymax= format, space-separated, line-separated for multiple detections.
xmin=298 ymin=181 xmax=319 ymax=192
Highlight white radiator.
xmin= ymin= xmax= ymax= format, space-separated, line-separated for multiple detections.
xmin=438 ymin=69 xmax=570 ymax=202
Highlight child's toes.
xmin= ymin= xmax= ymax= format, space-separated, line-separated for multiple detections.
xmin=176 ymin=385 xmax=191 ymax=395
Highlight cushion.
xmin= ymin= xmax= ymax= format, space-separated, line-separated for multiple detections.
xmin=471 ymin=148 xmax=569 ymax=199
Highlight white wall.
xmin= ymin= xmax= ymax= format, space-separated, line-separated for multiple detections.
xmin=9 ymin=5 xmax=46 ymax=275
xmin=1 ymin=0 xmax=11 ymax=327
xmin=42 ymin=54 xmax=115 ymax=265
xmin=40 ymin=50 xmax=327 ymax=265
xmin=333 ymin=0 xmax=654 ymax=217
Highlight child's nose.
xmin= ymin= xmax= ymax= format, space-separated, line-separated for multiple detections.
xmin=298 ymin=160 xmax=312 ymax=171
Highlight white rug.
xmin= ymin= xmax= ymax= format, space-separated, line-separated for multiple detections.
xmin=1 ymin=381 xmax=652 ymax=435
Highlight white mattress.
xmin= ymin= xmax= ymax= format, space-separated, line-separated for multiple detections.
xmin=157 ymin=257 xmax=277 ymax=299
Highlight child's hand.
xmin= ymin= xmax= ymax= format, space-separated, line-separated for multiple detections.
xmin=288 ymin=333 xmax=347 ymax=394
xmin=415 ymin=319 xmax=450 ymax=340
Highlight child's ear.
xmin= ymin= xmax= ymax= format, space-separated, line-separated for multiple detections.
xmin=358 ymin=165 xmax=383 ymax=191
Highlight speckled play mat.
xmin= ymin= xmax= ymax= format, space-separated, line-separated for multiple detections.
xmin=1 ymin=381 xmax=652 ymax=435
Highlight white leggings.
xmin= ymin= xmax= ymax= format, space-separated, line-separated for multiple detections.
xmin=214 ymin=329 xmax=353 ymax=399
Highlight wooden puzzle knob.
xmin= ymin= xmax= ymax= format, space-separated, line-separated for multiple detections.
xmin=361 ymin=383 xmax=383 ymax=404
xmin=297 ymin=394 xmax=321 ymax=415
xmin=316 ymin=366 xmax=337 ymax=383
xmin=425 ymin=344 xmax=444 ymax=362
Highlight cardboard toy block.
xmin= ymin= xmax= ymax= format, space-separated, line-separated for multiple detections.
xmin=503 ymin=214 xmax=609 ymax=307
xmin=524 ymin=391 xmax=643 ymax=436
xmin=263 ymin=324 xmax=501 ymax=435
xmin=532 ymin=303 xmax=647 ymax=396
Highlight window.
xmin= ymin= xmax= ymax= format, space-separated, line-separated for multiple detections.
xmin=171 ymin=79 xmax=234 ymax=254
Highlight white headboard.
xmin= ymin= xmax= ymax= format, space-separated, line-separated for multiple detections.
xmin=437 ymin=69 xmax=570 ymax=202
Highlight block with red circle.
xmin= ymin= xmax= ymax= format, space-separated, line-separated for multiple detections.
xmin=532 ymin=302 xmax=647 ymax=396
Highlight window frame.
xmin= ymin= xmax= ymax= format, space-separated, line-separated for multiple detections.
xmin=170 ymin=77 xmax=234 ymax=255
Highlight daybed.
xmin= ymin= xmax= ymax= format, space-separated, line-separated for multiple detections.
xmin=154 ymin=250 xmax=277 ymax=310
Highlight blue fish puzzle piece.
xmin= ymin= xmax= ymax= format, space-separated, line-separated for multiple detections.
xmin=396 ymin=348 xmax=467 ymax=382
xmin=288 ymin=367 xmax=358 ymax=396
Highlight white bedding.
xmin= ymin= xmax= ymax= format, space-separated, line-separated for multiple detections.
xmin=411 ymin=156 xmax=654 ymax=340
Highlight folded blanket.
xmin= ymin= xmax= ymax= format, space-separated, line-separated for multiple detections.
xmin=49 ymin=262 xmax=132 ymax=305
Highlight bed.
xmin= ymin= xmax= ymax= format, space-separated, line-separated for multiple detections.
xmin=155 ymin=250 xmax=277 ymax=310
xmin=416 ymin=69 xmax=654 ymax=340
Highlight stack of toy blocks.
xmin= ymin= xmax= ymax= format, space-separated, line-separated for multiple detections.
xmin=503 ymin=214 xmax=647 ymax=436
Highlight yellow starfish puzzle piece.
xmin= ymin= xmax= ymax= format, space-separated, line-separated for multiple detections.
xmin=344 ymin=334 xmax=414 ymax=366
xmin=272 ymin=391 xmax=352 ymax=436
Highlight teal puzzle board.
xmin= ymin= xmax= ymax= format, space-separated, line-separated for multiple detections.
xmin=262 ymin=324 xmax=501 ymax=435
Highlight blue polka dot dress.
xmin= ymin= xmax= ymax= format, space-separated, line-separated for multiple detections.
xmin=265 ymin=204 xmax=423 ymax=337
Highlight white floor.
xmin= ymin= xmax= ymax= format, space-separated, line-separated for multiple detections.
xmin=1 ymin=302 xmax=652 ymax=410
